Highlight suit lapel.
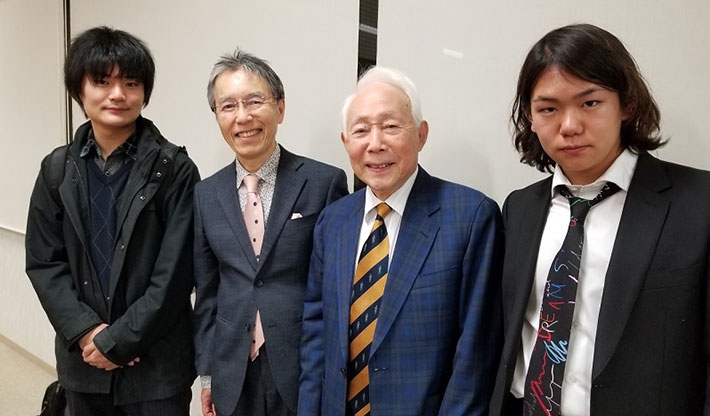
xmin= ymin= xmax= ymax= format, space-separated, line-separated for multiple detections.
xmin=259 ymin=149 xmax=306 ymax=272
xmin=593 ymin=153 xmax=671 ymax=378
xmin=337 ymin=192 xmax=366 ymax=361
xmin=371 ymin=170 xmax=439 ymax=354
xmin=215 ymin=162 xmax=259 ymax=270
xmin=505 ymin=179 xmax=551 ymax=344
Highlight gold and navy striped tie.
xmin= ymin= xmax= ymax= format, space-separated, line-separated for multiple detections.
xmin=347 ymin=203 xmax=392 ymax=416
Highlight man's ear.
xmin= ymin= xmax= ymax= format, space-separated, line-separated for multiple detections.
xmin=622 ymin=100 xmax=634 ymax=121
xmin=417 ymin=120 xmax=429 ymax=151
xmin=276 ymin=99 xmax=286 ymax=124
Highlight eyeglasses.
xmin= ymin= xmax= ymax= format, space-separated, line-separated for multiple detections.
xmin=214 ymin=96 xmax=276 ymax=115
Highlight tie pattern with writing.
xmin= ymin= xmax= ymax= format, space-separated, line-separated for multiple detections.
xmin=524 ymin=182 xmax=620 ymax=416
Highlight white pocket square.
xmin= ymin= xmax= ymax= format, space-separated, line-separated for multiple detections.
xmin=290 ymin=212 xmax=303 ymax=219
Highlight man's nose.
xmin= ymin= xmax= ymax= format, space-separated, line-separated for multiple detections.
xmin=109 ymin=85 xmax=126 ymax=100
xmin=366 ymin=126 xmax=385 ymax=151
xmin=560 ymin=109 xmax=583 ymax=136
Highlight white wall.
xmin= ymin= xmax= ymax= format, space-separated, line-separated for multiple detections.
xmin=0 ymin=0 xmax=65 ymax=366
xmin=378 ymin=0 xmax=710 ymax=204
xmin=0 ymin=228 xmax=57 ymax=365
xmin=0 ymin=0 xmax=66 ymax=231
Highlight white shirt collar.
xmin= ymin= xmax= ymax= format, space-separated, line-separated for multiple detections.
xmin=552 ymin=149 xmax=638 ymax=198
xmin=364 ymin=166 xmax=419 ymax=217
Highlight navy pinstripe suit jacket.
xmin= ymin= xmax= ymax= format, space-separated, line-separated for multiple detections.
xmin=193 ymin=146 xmax=348 ymax=415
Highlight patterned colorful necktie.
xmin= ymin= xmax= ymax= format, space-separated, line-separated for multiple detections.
xmin=243 ymin=174 xmax=265 ymax=360
xmin=524 ymin=182 xmax=620 ymax=416
xmin=347 ymin=203 xmax=392 ymax=416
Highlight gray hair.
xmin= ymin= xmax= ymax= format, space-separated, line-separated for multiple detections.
xmin=207 ymin=49 xmax=285 ymax=111
xmin=341 ymin=66 xmax=423 ymax=131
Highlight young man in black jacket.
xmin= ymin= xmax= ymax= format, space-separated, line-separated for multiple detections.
xmin=26 ymin=26 xmax=199 ymax=415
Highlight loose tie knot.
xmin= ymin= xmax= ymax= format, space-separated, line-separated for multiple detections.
xmin=558 ymin=182 xmax=620 ymax=224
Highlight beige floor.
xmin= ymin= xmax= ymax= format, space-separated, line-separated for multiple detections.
xmin=0 ymin=336 xmax=56 ymax=415
xmin=0 ymin=336 xmax=202 ymax=415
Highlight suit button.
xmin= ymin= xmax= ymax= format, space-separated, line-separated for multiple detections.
xmin=255 ymin=279 xmax=264 ymax=287
xmin=340 ymin=368 xmax=347 ymax=378
xmin=244 ymin=324 xmax=252 ymax=332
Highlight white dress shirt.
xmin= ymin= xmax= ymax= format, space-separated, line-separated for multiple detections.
xmin=511 ymin=150 xmax=638 ymax=415
xmin=356 ymin=167 xmax=418 ymax=270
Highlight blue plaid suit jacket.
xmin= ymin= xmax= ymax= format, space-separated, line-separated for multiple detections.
xmin=299 ymin=167 xmax=504 ymax=415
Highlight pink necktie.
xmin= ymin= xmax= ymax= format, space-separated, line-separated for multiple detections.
xmin=243 ymin=174 xmax=265 ymax=360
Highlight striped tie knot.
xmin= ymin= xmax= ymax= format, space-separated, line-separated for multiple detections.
xmin=374 ymin=202 xmax=391 ymax=222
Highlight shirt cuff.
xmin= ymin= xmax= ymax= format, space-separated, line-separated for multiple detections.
xmin=200 ymin=375 xmax=212 ymax=389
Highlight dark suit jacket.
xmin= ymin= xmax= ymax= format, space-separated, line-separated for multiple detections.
xmin=193 ymin=146 xmax=348 ymax=415
xmin=490 ymin=152 xmax=710 ymax=416
xmin=299 ymin=167 xmax=504 ymax=416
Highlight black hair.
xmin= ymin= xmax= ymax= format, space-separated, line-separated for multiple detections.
xmin=512 ymin=23 xmax=665 ymax=172
xmin=64 ymin=26 xmax=155 ymax=109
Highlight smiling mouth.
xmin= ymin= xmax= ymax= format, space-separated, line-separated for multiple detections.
xmin=237 ymin=129 xmax=260 ymax=138
xmin=367 ymin=163 xmax=393 ymax=169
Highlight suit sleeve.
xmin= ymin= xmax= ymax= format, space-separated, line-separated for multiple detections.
xmin=439 ymin=196 xmax=504 ymax=416
xmin=298 ymin=210 xmax=329 ymax=414
xmin=25 ymin=155 xmax=104 ymax=348
xmin=92 ymin=153 xmax=201 ymax=364
xmin=192 ymin=181 xmax=221 ymax=377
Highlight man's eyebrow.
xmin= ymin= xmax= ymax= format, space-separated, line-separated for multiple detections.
xmin=532 ymin=87 xmax=603 ymax=103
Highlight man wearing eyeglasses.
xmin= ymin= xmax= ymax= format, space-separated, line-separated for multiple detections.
xmin=192 ymin=49 xmax=348 ymax=416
